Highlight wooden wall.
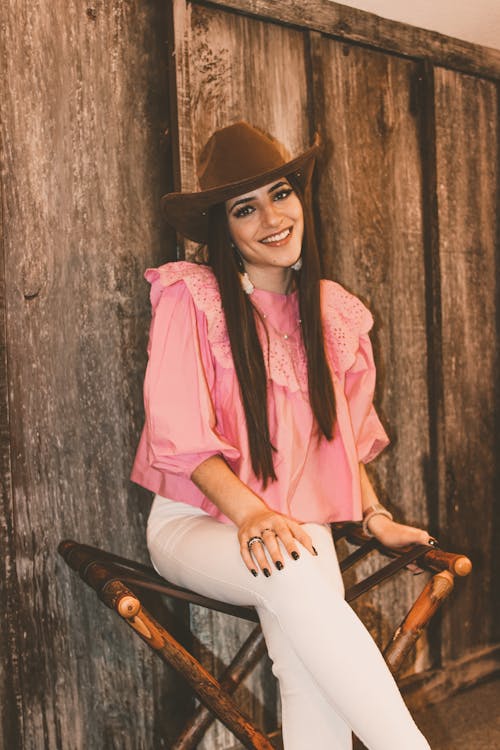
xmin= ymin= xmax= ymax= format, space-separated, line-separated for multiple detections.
xmin=169 ymin=0 xmax=500 ymax=747
xmin=0 ymin=0 xmax=498 ymax=749
xmin=0 ymin=1 xmax=187 ymax=748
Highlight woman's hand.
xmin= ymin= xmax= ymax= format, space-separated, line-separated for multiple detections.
xmin=366 ymin=515 xmax=438 ymax=573
xmin=366 ymin=514 xmax=432 ymax=548
xmin=359 ymin=465 xmax=438 ymax=573
xmin=191 ymin=455 xmax=317 ymax=578
xmin=237 ymin=509 xmax=317 ymax=577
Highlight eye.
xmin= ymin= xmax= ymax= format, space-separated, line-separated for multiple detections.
xmin=272 ymin=187 xmax=293 ymax=201
xmin=233 ymin=204 xmax=255 ymax=219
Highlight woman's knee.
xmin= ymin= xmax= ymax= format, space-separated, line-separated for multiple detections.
xmin=257 ymin=552 xmax=346 ymax=623
xmin=299 ymin=524 xmax=345 ymax=598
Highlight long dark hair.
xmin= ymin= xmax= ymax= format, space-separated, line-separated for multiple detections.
xmin=205 ymin=176 xmax=336 ymax=486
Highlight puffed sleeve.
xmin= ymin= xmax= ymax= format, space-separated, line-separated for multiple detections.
xmin=343 ymin=329 xmax=390 ymax=463
xmin=143 ymin=277 xmax=240 ymax=479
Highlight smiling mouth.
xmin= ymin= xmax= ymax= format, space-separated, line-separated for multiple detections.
xmin=260 ymin=227 xmax=293 ymax=245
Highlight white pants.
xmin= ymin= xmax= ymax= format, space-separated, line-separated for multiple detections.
xmin=147 ymin=495 xmax=431 ymax=750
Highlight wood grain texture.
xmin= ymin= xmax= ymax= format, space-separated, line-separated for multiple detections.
xmin=433 ymin=67 xmax=499 ymax=661
xmin=0 ymin=1 xmax=179 ymax=748
xmin=310 ymin=34 xmax=433 ymax=675
xmin=171 ymin=2 xmax=310 ymax=745
xmin=0 ymin=176 xmax=22 ymax=750
xmin=169 ymin=3 xmax=499 ymax=746
xmin=2 ymin=0 xmax=498 ymax=747
xmin=172 ymin=0 xmax=313 ymax=259
xmin=202 ymin=0 xmax=500 ymax=80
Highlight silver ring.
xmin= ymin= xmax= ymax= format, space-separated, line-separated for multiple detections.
xmin=247 ymin=536 xmax=264 ymax=551
xmin=427 ymin=537 xmax=440 ymax=547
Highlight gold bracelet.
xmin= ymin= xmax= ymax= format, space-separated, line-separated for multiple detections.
xmin=362 ymin=505 xmax=393 ymax=537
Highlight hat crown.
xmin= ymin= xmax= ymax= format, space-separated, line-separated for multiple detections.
xmin=197 ymin=122 xmax=286 ymax=191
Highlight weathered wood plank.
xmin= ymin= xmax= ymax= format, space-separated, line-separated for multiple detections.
xmin=1 ymin=0 xmax=496 ymax=746
xmin=309 ymin=32 xmax=433 ymax=674
xmin=200 ymin=0 xmax=500 ymax=80
xmin=433 ymin=67 xmax=498 ymax=660
xmin=176 ymin=2 xmax=312 ymax=161
xmin=171 ymin=1 xmax=310 ymax=745
xmin=0 ymin=1 xmax=180 ymax=748
xmin=0 ymin=183 xmax=23 ymax=750
xmin=172 ymin=0 xmax=313 ymax=259
xmin=415 ymin=61 xmax=443 ymax=551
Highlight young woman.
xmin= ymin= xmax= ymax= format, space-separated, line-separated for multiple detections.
xmin=132 ymin=121 xmax=435 ymax=749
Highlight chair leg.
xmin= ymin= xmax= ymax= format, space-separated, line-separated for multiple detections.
xmin=172 ymin=626 xmax=268 ymax=750
xmin=100 ymin=580 xmax=275 ymax=750
xmin=383 ymin=570 xmax=455 ymax=675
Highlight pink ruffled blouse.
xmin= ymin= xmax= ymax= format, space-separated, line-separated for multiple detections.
xmin=131 ymin=261 xmax=389 ymax=524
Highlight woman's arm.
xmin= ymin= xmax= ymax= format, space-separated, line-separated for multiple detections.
xmin=359 ymin=463 xmax=434 ymax=550
xmin=191 ymin=455 xmax=317 ymax=576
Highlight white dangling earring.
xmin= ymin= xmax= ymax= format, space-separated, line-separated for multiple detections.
xmin=231 ymin=240 xmax=254 ymax=294
xmin=291 ymin=256 xmax=303 ymax=271
xmin=240 ymin=272 xmax=255 ymax=295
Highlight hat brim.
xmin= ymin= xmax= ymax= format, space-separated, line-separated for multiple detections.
xmin=161 ymin=137 xmax=320 ymax=244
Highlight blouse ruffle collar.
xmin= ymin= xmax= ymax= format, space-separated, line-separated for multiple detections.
xmin=145 ymin=261 xmax=373 ymax=392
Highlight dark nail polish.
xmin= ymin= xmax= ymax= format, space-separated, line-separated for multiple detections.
xmin=263 ymin=568 xmax=271 ymax=577
xmin=312 ymin=546 xmax=318 ymax=556
xmin=291 ymin=551 xmax=300 ymax=561
xmin=275 ymin=560 xmax=284 ymax=571
xmin=251 ymin=569 xmax=258 ymax=577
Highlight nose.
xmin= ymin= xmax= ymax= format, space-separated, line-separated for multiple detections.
xmin=261 ymin=200 xmax=282 ymax=228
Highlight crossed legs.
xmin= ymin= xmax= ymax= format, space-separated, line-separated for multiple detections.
xmin=147 ymin=496 xmax=430 ymax=750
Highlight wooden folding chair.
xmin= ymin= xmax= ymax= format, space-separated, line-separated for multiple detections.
xmin=58 ymin=524 xmax=471 ymax=749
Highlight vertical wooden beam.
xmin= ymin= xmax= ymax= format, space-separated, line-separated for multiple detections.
xmin=414 ymin=59 xmax=445 ymax=668
xmin=0 ymin=1 xmax=179 ymax=747
xmin=494 ymin=80 xmax=500 ymax=647
xmin=433 ymin=66 xmax=498 ymax=659
xmin=169 ymin=5 xmax=314 ymax=746
xmin=308 ymin=33 xmax=434 ymax=670
xmin=0 ymin=142 xmax=23 ymax=750
xmin=166 ymin=0 xmax=184 ymax=259
xmin=415 ymin=60 xmax=443 ymax=552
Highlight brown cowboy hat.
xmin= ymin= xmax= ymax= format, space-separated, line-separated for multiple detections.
xmin=161 ymin=121 xmax=320 ymax=243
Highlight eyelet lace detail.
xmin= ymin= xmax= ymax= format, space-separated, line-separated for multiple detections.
xmin=146 ymin=261 xmax=233 ymax=365
xmin=145 ymin=263 xmax=373 ymax=392
xmin=321 ymin=281 xmax=374 ymax=374
xmin=257 ymin=321 xmax=308 ymax=393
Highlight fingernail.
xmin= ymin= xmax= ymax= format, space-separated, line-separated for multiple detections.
xmin=312 ymin=546 xmax=318 ymax=556
xmin=275 ymin=560 xmax=283 ymax=571
xmin=251 ymin=569 xmax=258 ymax=577
xmin=291 ymin=551 xmax=300 ymax=561
xmin=263 ymin=568 xmax=271 ymax=577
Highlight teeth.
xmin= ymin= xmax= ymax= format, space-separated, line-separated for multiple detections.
xmin=261 ymin=228 xmax=291 ymax=243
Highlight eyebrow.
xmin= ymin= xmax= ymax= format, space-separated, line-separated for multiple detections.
xmin=228 ymin=181 xmax=289 ymax=212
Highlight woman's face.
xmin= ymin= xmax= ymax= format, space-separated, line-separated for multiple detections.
xmin=225 ymin=178 xmax=304 ymax=273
